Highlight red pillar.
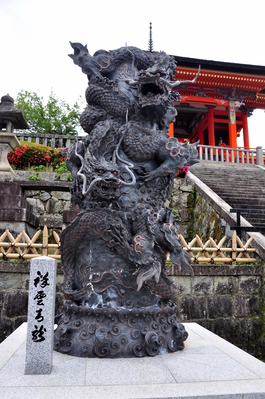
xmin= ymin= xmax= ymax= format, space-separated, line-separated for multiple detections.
xmin=208 ymin=107 xmax=215 ymax=146
xmin=198 ymin=129 xmax=204 ymax=145
xmin=228 ymin=100 xmax=237 ymax=148
xmin=242 ymin=112 xmax=250 ymax=149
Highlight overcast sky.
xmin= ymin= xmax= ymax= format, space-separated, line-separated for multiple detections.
xmin=1 ymin=0 xmax=265 ymax=147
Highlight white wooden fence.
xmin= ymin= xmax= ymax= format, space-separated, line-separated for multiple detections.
xmin=198 ymin=144 xmax=265 ymax=166
xmin=16 ymin=132 xmax=83 ymax=149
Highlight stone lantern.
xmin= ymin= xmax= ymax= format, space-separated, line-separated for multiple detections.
xmin=0 ymin=94 xmax=29 ymax=181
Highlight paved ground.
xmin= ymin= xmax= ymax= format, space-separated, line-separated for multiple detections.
xmin=0 ymin=322 xmax=265 ymax=399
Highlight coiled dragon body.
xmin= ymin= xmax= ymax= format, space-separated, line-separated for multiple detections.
xmin=62 ymin=42 xmax=200 ymax=303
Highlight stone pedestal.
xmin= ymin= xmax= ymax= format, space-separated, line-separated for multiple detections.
xmin=0 ymin=133 xmax=20 ymax=181
xmin=0 ymin=181 xmax=39 ymax=237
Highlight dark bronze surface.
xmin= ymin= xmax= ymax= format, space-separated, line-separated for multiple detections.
xmin=54 ymin=44 xmax=199 ymax=357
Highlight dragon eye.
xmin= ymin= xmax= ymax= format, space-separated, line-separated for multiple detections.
xmin=98 ymin=169 xmax=104 ymax=174
xmin=112 ymin=170 xmax=118 ymax=175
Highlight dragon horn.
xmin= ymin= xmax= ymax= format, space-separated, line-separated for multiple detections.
xmin=160 ymin=65 xmax=201 ymax=88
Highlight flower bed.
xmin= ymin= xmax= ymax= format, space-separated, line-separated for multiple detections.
xmin=8 ymin=141 xmax=65 ymax=169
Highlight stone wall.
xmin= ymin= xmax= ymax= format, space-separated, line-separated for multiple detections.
xmin=18 ymin=171 xmax=72 ymax=231
xmin=0 ymin=261 xmax=264 ymax=361
xmin=169 ymin=175 xmax=234 ymax=243
xmin=168 ymin=175 xmax=265 ymax=360
xmin=0 ymin=171 xmax=74 ymax=241
xmin=168 ymin=263 xmax=265 ymax=361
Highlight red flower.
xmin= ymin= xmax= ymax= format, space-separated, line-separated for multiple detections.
xmin=179 ymin=166 xmax=189 ymax=175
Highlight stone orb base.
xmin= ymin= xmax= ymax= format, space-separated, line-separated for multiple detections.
xmin=54 ymin=300 xmax=188 ymax=358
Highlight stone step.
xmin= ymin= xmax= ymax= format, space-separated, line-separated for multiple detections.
xmin=196 ymin=178 xmax=265 ymax=186
xmin=206 ymin=191 xmax=264 ymax=198
xmin=194 ymin=175 xmax=265 ymax=187
xmin=221 ymin=198 xmax=265 ymax=206
xmin=190 ymin=163 xmax=265 ymax=234
xmin=247 ymin=219 xmax=265 ymax=227
xmin=191 ymin=170 xmax=265 ymax=180
xmin=198 ymin=174 xmax=265 ymax=180
xmin=216 ymin=197 xmax=265 ymax=204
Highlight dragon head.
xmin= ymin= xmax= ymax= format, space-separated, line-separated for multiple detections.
xmin=84 ymin=156 xmax=122 ymax=201
xmin=126 ymin=52 xmax=179 ymax=126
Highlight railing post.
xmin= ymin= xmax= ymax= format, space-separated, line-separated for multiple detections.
xmin=232 ymin=231 xmax=237 ymax=265
xmin=210 ymin=147 xmax=214 ymax=161
xmin=256 ymin=146 xmax=264 ymax=166
xmin=231 ymin=149 xmax=234 ymax=163
xmin=199 ymin=146 xmax=203 ymax=160
xmin=235 ymin=149 xmax=239 ymax=163
xmin=246 ymin=151 xmax=249 ymax=164
xmin=42 ymin=225 xmax=48 ymax=256
xmin=220 ymin=148 xmax=224 ymax=162
xmin=225 ymin=149 xmax=229 ymax=163
xmin=241 ymin=150 xmax=244 ymax=164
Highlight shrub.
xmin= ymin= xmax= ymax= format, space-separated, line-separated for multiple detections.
xmin=55 ymin=162 xmax=69 ymax=174
xmin=54 ymin=162 xmax=73 ymax=181
xmin=8 ymin=141 xmax=65 ymax=169
xmin=28 ymin=174 xmax=45 ymax=181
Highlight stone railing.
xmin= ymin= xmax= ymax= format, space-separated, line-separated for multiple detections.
xmin=16 ymin=131 xmax=84 ymax=149
xmin=198 ymin=144 xmax=265 ymax=166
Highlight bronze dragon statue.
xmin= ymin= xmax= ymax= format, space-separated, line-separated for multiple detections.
xmin=54 ymin=42 xmax=200 ymax=358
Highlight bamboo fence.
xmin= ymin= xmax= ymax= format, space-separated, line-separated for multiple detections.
xmin=0 ymin=227 xmax=257 ymax=264
xmin=178 ymin=232 xmax=256 ymax=264
xmin=0 ymin=226 xmax=61 ymax=260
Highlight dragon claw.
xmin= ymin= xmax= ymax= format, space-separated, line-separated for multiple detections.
xmin=135 ymin=260 xmax=161 ymax=291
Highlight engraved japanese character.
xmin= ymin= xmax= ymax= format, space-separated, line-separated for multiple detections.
xmin=31 ymin=324 xmax=46 ymax=342
xmin=34 ymin=271 xmax=50 ymax=288
xmin=33 ymin=290 xmax=46 ymax=306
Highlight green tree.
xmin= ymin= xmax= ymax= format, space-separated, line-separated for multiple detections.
xmin=15 ymin=90 xmax=82 ymax=135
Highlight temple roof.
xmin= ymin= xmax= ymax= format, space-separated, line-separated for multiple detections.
xmin=171 ymin=56 xmax=265 ymax=138
xmin=173 ymin=55 xmax=265 ymax=75
xmin=173 ymin=56 xmax=265 ymax=108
